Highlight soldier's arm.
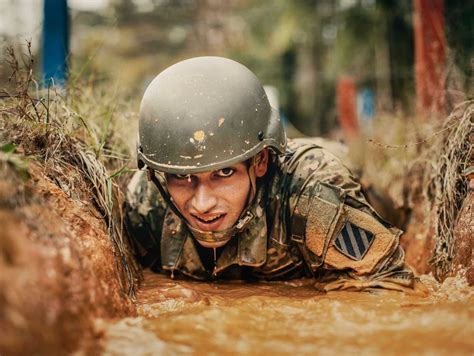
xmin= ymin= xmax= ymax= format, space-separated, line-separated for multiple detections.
xmin=124 ymin=170 xmax=167 ymax=271
xmin=316 ymin=199 xmax=416 ymax=292
xmin=287 ymin=145 xmax=416 ymax=292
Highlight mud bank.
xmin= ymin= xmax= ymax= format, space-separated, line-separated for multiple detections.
xmin=0 ymin=163 xmax=136 ymax=355
xmin=401 ymin=102 xmax=473 ymax=282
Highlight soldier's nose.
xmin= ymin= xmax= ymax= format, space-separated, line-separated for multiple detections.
xmin=191 ymin=184 xmax=217 ymax=214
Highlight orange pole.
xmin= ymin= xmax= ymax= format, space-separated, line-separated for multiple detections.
xmin=414 ymin=0 xmax=446 ymax=117
xmin=336 ymin=76 xmax=359 ymax=140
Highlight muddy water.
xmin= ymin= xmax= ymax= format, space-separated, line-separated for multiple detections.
xmin=102 ymin=271 xmax=474 ymax=355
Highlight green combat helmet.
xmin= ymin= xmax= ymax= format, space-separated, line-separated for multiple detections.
xmin=137 ymin=56 xmax=287 ymax=244
xmin=137 ymin=56 xmax=286 ymax=173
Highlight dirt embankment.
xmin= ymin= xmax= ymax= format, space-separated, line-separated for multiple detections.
xmin=1 ymin=47 xmax=141 ymax=354
xmin=0 ymin=162 xmax=136 ymax=355
xmin=400 ymin=102 xmax=473 ymax=283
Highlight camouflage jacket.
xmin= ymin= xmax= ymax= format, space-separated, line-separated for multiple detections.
xmin=125 ymin=139 xmax=415 ymax=292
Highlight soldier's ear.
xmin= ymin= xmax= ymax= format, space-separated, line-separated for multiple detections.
xmin=255 ymin=149 xmax=269 ymax=177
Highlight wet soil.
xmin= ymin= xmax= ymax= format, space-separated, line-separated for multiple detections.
xmin=0 ymin=164 xmax=135 ymax=355
xmin=401 ymin=185 xmax=473 ymax=283
xmin=102 ymin=271 xmax=474 ymax=355
xmin=452 ymin=189 xmax=474 ymax=284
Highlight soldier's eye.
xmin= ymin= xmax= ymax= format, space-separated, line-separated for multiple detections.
xmin=216 ymin=168 xmax=235 ymax=177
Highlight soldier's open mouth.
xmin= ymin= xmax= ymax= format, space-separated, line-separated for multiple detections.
xmin=191 ymin=213 xmax=226 ymax=230
xmin=193 ymin=213 xmax=225 ymax=223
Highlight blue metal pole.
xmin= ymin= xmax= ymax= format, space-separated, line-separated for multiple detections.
xmin=42 ymin=0 xmax=69 ymax=86
xmin=358 ymin=88 xmax=375 ymax=122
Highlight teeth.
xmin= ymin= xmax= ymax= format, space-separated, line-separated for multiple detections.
xmin=197 ymin=214 xmax=223 ymax=222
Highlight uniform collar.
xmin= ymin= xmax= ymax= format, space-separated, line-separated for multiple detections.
xmin=160 ymin=204 xmax=268 ymax=279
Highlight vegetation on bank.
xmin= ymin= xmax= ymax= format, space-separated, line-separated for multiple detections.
xmin=350 ymin=100 xmax=473 ymax=278
xmin=0 ymin=43 xmax=140 ymax=297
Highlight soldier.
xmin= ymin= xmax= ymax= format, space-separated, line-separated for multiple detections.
xmin=125 ymin=56 xmax=416 ymax=292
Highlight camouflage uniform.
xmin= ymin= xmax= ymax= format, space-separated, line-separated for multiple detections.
xmin=125 ymin=139 xmax=415 ymax=292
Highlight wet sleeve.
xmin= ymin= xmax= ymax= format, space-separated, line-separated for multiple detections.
xmin=288 ymin=146 xmax=416 ymax=292
xmin=319 ymin=204 xmax=416 ymax=293
xmin=124 ymin=171 xmax=167 ymax=270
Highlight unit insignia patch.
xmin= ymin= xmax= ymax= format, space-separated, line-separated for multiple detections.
xmin=334 ymin=222 xmax=375 ymax=260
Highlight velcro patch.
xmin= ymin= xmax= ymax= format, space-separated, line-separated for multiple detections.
xmin=334 ymin=222 xmax=375 ymax=261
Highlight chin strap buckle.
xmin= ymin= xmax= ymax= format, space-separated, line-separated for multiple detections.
xmin=235 ymin=211 xmax=254 ymax=231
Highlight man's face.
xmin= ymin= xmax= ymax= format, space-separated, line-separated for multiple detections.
xmin=166 ymin=162 xmax=250 ymax=243
xmin=165 ymin=151 xmax=268 ymax=248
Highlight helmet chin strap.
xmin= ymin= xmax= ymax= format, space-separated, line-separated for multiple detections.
xmin=147 ymin=157 xmax=262 ymax=245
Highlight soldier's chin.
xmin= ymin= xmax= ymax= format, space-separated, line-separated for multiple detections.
xmin=196 ymin=239 xmax=231 ymax=249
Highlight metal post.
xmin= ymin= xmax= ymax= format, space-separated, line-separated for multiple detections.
xmin=336 ymin=76 xmax=359 ymax=140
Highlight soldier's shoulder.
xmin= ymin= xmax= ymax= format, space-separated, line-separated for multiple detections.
xmin=286 ymin=137 xmax=348 ymax=159
xmin=126 ymin=170 xmax=148 ymax=205
xmin=280 ymin=140 xmax=404 ymax=278
xmin=283 ymin=139 xmax=347 ymax=176
xmin=126 ymin=170 xmax=166 ymax=213
xmin=279 ymin=140 xmax=352 ymax=205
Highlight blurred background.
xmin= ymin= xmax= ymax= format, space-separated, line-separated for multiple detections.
xmin=0 ymin=0 xmax=472 ymax=138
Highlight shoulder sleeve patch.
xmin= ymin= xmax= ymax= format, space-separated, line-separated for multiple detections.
xmin=334 ymin=222 xmax=375 ymax=261
xmin=324 ymin=205 xmax=399 ymax=275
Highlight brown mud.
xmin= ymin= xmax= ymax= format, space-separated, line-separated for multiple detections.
xmin=451 ymin=183 xmax=474 ymax=284
xmin=0 ymin=163 xmax=136 ymax=355
xmin=101 ymin=271 xmax=474 ymax=355
xmin=401 ymin=162 xmax=473 ymax=282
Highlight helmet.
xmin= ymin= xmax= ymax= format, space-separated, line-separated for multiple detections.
xmin=137 ymin=56 xmax=286 ymax=174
